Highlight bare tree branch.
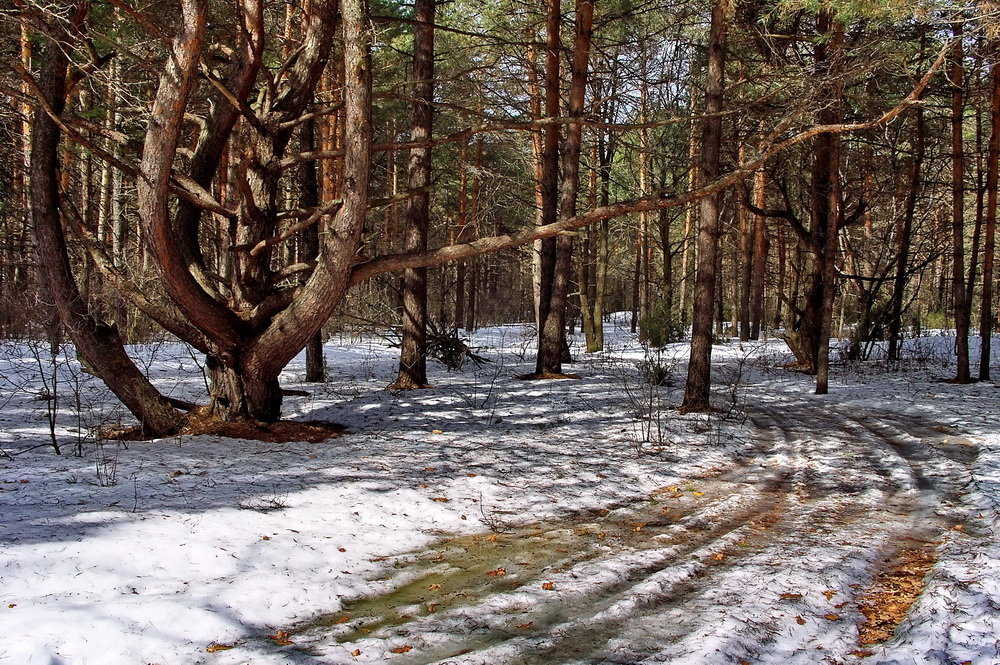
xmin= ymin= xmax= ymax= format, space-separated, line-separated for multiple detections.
xmin=351 ymin=40 xmax=949 ymax=286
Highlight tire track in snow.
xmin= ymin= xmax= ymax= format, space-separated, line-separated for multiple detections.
xmin=289 ymin=397 xmax=975 ymax=665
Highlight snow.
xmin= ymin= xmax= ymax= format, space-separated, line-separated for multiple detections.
xmin=1 ymin=324 xmax=998 ymax=664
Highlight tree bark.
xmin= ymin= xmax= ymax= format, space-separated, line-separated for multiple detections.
xmin=981 ymin=43 xmax=999 ymax=380
xmin=951 ymin=24 xmax=972 ymax=383
xmin=535 ymin=0 xmax=593 ymax=376
xmin=299 ymin=116 xmax=326 ymax=383
xmin=391 ymin=0 xmax=435 ymax=390
xmin=454 ymin=140 xmax=469 ymax=328
xmin=682 ymin=0 xmax=728 ymax=411
xmin=532 ymin=0 xmax=565 ymax=376
xmin=737 ymin=144 xmax=753 ymax=342
xmin=29 ymin=22 xmax=183 ymax=437
xmin=814 ymin=16 xmax=846 ymax=395
xmin=888 ymin=95 xmax=925 ymax=363
xmin=749 ymin=164 xmax=768 ymax=339
xmin=679 ymin=60 xmax=701 ymax=321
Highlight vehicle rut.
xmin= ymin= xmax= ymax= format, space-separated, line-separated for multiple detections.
xmin=287 ymin=396 xmax=976 ymax=665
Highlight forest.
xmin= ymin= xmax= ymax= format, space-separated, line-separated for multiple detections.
xmin=2 ymin=0 xmax=1000 ymax=664
xmin=0 ymin=0 xmax=995 ymax=430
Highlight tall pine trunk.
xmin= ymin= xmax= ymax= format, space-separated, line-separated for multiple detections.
xmin=532 ymin=0 xmax=593 ymax=377
xmin=951 ymin=25 xmax=972 ymax=383
xmin=682 ymin=0 xmax=728 ymax=411
xmin=888 ymin=96 xmax=925 ymax=363
xmin=533 ymin=0 xmax=564 ymax=375
xmin=750 ymin=164 xmax=768 ymax=340
xmin=981 ymin=43 xmax=999 ymax=380
xmin=392 ymin=0 xmax=436 ymax=389
xmin=299 ymin=116 xmax=326 ymax=382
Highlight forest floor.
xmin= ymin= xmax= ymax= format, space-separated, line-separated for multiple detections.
xmin=1 ymin=320 xmax=998 ymax=665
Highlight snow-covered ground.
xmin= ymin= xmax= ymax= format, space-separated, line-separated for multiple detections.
xmin=1 ymin=322 xmax=998 ymax=664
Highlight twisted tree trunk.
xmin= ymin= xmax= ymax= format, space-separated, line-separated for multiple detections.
xmin=29 ymin=20 xmax=183 ymax=437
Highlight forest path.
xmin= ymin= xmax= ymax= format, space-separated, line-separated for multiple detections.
xmin=286 ymin=395 xmax=977 ymax=665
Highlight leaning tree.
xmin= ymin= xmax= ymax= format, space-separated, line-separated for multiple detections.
xmin=18 ymin=0 xmax=951 ymax=428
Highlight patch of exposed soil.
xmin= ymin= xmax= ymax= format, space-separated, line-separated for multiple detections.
xmin=515 ymin=371 xmax=582 ymax=380
xmin=857 ymin=539 xmax=939 ymax=646
xmin=105 ymin=413 xmax=345 ymax=443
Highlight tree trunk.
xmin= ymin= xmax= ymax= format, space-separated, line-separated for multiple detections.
xmin=637 ymin=43 xmax=652 ymax=337
xmin=630 ymin=235 xmax=641 ymax=333
xmin=299 ymin=117 xmax=326 ymax=382
xmin=391 ymin=0 xmax=435 ymax=390
xmin=951 ymin=25 xmax=972 ymax=383
xmin=888 ymin=95 xmax=925 ymax=363
xmin=784 ymin=11 xmax=844 ymax=378
xmin=594 ymin=221 xmax=609 ymax=348
xmin=682 ymin=0 xmax=728 ymax=411
xmin=750 ymin=164 xmax=768 ymax=339
xmin=659 ymin=206 xmax=674 ymax=324
xmin=454 ymin=141 xmax=469 ymax=328
xmin=981 ymin=43 xmax=999 ymax=380
xmin=465 ymin=260 xmax=478 ymax=331
xmin=578 ymin=228 xmax=597 ymax=350
xmin=30 ymin=26 xmax=183 ymax=437
xmin=593 ymin=133 xmax=613 ymax=350
xmin=737 ymin=146 xmax=753 ymax=342
xmin=532 ymin=0 xmax=565 ymax=375
xmin=526 ymin=36 xmax=546 ymax=326
xmin=679 ymin=60 xmax=701 ymax=321
xmin=814 ymin=16 xmax=845 ymax=395
xmin=207 ymin=356 xmax=282 ymax=422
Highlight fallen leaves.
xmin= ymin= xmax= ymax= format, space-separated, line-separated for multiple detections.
xmin=390 ymin=645 xmax=413 ymax=654
xmin=268 ymin=630 xmax=293 ymax=646
xmin=351 ymin=649 xmax=362 ymax=657
xmin=824 ymin=613 xmax=842 ymax=621
xmin=541 ymin=582 xmax=555 ymax=590
xmin=206 ymin=643 xmax=234 ymax=653
xmin=431 ymin=497 xmax=451 ymax=502
xmin=795 ymin=616 xmax=806 ymax=625
xmin=858 ymin=544 xmax=937 ymax=645
xmin=428 ymin=583 xmax=442 ymax=591
xmin=485 ymin=567 xmax=507 ymax=577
